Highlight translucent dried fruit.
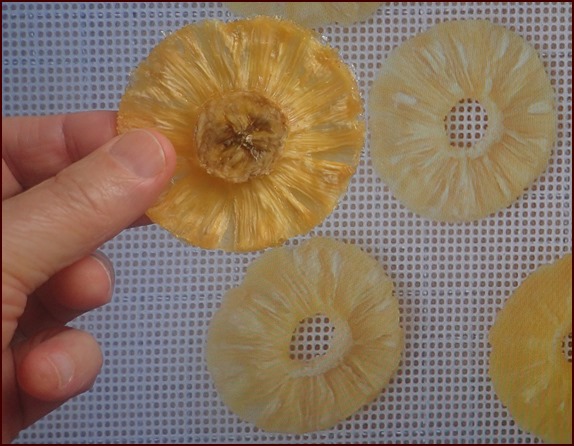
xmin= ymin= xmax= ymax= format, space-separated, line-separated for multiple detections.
xmin=206 ymin=238 xmax=403 ymax=433
xmin=118 ymin=17 xmax=364 ymax=252
xmin=225 ymin=2 xmax=383 ymax=28
xmin=369 ymin=20 xmax=556 ymax=221
xmin=489 ymin=254 xmax=572 ymax=444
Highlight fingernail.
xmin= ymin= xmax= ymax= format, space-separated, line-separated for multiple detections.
xmin=91 ymin=251 xmax=115 ymax=298
xmin=110 ymin=130 xmax=167 ymax=178
xmin=47 ymin=352 xmax=75 ymax=389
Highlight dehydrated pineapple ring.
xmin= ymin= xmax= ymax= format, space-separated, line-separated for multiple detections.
xmin=489 ymin=254 xmax=572 ymax=444
xmin=118 ymin=17 xmax=364 ymax=252
xmin=206 ymin=238 xmax=403 ymax=433
xmin=225 ymin=2 xmax=383 ymax=28
xmin=369 ymin=20 xmax=556 ymax=221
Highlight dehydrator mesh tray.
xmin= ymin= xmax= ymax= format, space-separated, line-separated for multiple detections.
xmin=2 ymin=2 xmax=572 ymax=443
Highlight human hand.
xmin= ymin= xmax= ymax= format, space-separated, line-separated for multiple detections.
xmin=2 ymin=112 xmax=176 ymax=442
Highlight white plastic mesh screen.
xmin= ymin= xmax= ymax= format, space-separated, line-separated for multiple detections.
xmin=445 ymin=99 xmax=489 ymax=150
xmin=289 ymin=314 xmax=335 ymax=361
xmin=2 ymin=2 xmax=572 ymax=443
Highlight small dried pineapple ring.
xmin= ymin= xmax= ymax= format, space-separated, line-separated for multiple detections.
xmin=118 ymin=17 xmax=364 ymax=252
xmin=206 ymin=238 xmax=403 ymax=433
xmin=369 ymin=20 xmax=556 ymax=221
xmin=225 ymin=2 xmax=383 ymax=28
xmin=489 ymin=254 xmax=572 ymax=444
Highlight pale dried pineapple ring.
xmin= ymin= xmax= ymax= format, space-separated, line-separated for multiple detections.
xmin=118 ymin=17 xmax=364 ymax=252
xmin=369 ymin=20 xmax=556 ymax=221
xmin=225 ymin=2 xmax=384 ymax=28
xmin=206 ymin=238 xmax=403 ymax=433
xmin=489 ymin=254 xmax=572 ymax=444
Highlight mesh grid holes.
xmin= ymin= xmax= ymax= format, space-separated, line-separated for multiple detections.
xmin=289 ymin=314 xmax=335 ymax=361
xmin=2 ymin=1 xmax=571 ymax=444
xmin=564 ymin=332 xmax=573 ymax=362
xmin=445 ymin=99 xmax=489 ymax=149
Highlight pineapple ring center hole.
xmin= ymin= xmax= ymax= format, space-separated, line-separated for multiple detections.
xmin=195 ymin=91 xmax=288 ymax=183
xmin=444 ymin=98 xmax=488 ymax=150
xmin=563 ymin=332 xmax=572 ymax=363
xmin=289 ymin=314 xmax=335 ymax=361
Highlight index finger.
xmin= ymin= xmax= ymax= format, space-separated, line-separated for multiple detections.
xmin=2 ymin=111 xmax=117 ymax=193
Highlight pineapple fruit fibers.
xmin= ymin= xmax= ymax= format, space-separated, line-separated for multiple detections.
xmin=489 ymin=254 xmax=572 ymax=444
xmin=369 ymin=20 xmax=556 ymax=221
xmin=118 ymin=17 xmax=365 ymax=252
xmin=207 ymin=238 xmax=403 ymax=433
xmin=225 ymin=2 xmax=383 ymax=28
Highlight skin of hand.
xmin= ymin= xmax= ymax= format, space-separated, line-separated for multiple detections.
xmin=2 ymin=111 xmax=176 ymax=443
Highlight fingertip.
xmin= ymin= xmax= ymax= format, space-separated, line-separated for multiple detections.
xmin=139 ymin=128 xmax=174 ymax=151
xmin=37 ymin=252 xmax=114 ymax=313
xmin=110 ymin=130 xmax=167 ymax=178
xmin=115 ymin=129 xmax=176 ymax=175
xmin=17 ymin=329 xmax=103 ymax=402
xmin=89 ymin=251 xmax=115 ymax=305
xmin=137 ymin=129 xmax=177 ymax=177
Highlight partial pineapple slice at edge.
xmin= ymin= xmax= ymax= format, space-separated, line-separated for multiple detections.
xmin=225 ymin=2 xmax=384 ymax=28
xmin=489 ymin=254 xmax=572 ymax=444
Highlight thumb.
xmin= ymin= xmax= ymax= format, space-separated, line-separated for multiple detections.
xmin=2 ymin=129 xmax=176 ymax=295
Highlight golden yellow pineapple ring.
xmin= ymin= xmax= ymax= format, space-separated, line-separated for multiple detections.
xmin=369 ymin=20 xmax=556 ymax=221
xmin=206 ymin=238 xmax=403 ymax=433
xmin=489 ymin=254 xmax=572 ymax=444
xmin=118 ymin=17 xmax=365 ymax=252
